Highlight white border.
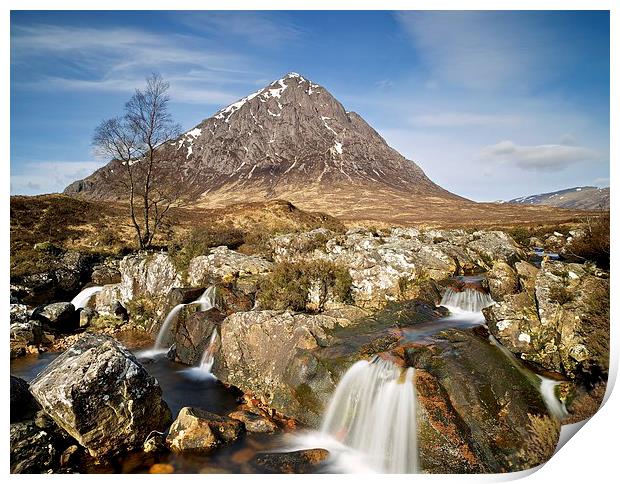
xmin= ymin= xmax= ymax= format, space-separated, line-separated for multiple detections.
xmin=2 ymin=1 xmax=616 ymax=483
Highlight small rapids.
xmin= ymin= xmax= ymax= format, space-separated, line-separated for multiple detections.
xmin=139 ymin=286 xmax=216 ymax=358
xmin=314 ymin=357 xmax=419 ymax=473
xmin=70 ymin=286 xmax=103 ymax=309
xmin=180 ymin=328 xmax=219 ymax=381
xmin=440 ymin=287 xmax=494 ymax=314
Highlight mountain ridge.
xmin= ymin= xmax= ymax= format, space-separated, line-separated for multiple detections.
xmin=502 ymin=186 xmax=609 ymax=211
xmin=64 ymin=72 xmax=463 ymax=215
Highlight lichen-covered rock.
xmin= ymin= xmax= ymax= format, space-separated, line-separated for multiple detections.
xmin=487 ymin=261 xmax=518 ymax=301
xmin=10 ymin=321 xmax=42 ymax=358
xmin=466 ymin=231 xmax=525 ymax=268
xmin=215 ymin=310 xmax=353 ymax=426
xmin=90 ymin=261 xmax=121 ymax=285
xmin=92 ymin=283 xmax=122 ymax=315
xmin=29 ymin=333 xmax=172 ymax=458
xmin=166 ymin=407 xmax=244 ymax=453
xmin=10 ymin=303 xmax=31 ymax=325
xmin=168 ymin=309 xmax=225 ymax=366
xmin=485 ymin=260 xmax=609 ymax=381
xmin=118 ymin=252 xmax=182 ymax=301
xmin=187 ymin=246 xmax=273 ymax=286
xmin=10 ymin=420 xmax=61 ymax=473
xmin=401 ymin=327 xmax=558 ymax=473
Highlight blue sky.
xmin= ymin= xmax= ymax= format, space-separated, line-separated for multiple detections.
xmin=10 ymin=10 xmax=609 ymax=201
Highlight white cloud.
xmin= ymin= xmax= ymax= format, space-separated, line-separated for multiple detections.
xmin=11 ymin=160 xmax=105 ymax=195
xmin=480 ymin=140 xmax=602 ymax=171
xmin=410 ymin=112 xmax=521 ymax=128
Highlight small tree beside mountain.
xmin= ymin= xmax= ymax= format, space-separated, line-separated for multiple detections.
xmin=93 ymin=73 xmax=182 ymax=250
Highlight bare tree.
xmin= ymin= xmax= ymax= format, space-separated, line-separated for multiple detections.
xmin=93 ymin=73 xmax=182 ymax=249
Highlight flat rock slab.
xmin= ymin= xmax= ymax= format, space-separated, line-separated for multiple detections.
xmin=166 ymin=407 xmax=245 ymax=453
xmin=29 ymin=333 xmax=172 ymax=458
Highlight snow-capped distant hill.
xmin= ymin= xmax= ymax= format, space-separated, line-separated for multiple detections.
xmin=505 ymin=186 xmax=609 ymax=210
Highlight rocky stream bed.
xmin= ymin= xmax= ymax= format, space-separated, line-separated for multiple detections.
xmin=10 ymin=227 xmax=609 ymax=474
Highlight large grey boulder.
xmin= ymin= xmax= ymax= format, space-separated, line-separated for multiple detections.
xmin=118 ymin=252 xmax=182 ymax=301
xmin=29 ymin=333 xmax=172 ymax=458
xmin=214 ymin=310 xmax=354 ymax=426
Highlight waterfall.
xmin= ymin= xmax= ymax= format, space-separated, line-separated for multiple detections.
xmin=539 ymin=376 xmax=568 ymax=420
xmin=70 ymin=286 xmax=103 ymax=309
xmin=144 ymin=286 xmax=216 ymax=356
xmin=179 ymin=328 xmax=219 ymax=381
xmin=440 ymin=287 xmax=494 ymax=313
xmin=320 ymin=357 xmax=418 ymax=473
xmin=489 ymin=335 xmax=567 ymax=420
xmin=199 ymin=327 xmax=218 ymax=373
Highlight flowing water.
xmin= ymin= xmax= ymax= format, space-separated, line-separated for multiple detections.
xmin=178 ymin=328 xmax=219 ymax=381
xmin=70 ymin=286 xmax=103 ymax=309
xmin=141 ymin=286 xmax=217 ymax=357
xmin=10 ymin=349 xmax=286 ymax=473
xmin=440 ymin=287 xmax=495 ymax=314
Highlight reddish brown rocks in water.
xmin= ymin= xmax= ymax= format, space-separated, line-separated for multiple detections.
xmin=166 ymin=407 xmax=245 ymax=454
xmin=250 ymin=448 xmax=330 ymax=473
xmin=228 ymin=408 xmax=278 ymax=433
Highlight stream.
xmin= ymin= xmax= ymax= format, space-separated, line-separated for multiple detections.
xmin=10 ymin=276 xmax=568 ymax=474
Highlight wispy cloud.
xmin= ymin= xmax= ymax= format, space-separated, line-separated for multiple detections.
xmin=480 ymin=140 xmax=603 ymax=172
xmin=11 ymin=23 xmax=261 ymax=106
xmin=395 ymin=11 xmax=566 ymax=90
xmin=410 ymin=112 xmax=522 ymax=128
xmin=11 ymin=160 xmax=105 ymax=195
xmin=174 ymin=11 xmax=304 ymax=47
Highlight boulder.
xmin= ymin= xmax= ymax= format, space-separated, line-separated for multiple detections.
xmin=400 ymin=327 xmax=558 ymax=473
xmin=187 ymin=247 xmax=273 ymax=286
xmin=29 ymin=333 xmax=172 ymax=458
xmin=228 ymin=408 xmax=278 ymax=433
xmin=10 ymin=303 xmax=31 ymax=325
xmin=10 ymin=420 xmax=60 ymax=473
xmin=10 ymin=376 xmax=39 ymax=423
xmin=466 ymin=231 xmax=525 ymax=268
xmin=118 ymin=252 xmax=182 ymax=301
xmin=79 ymin=307 xmax=97 ymax=328
xmin=215 ymin=310 xmax=353 ymax=426
xmin=90 ymin=263 xmax=121 ymax=285
xmin=10 ymin=409 xmax=75 ymax=474
xmin=32 ymin=302 xmax=76 ymax=331
xmin=485 ymin=260 xmax=609 ymax=382
xmin=250 ymin=448 xmax=330 ymax=473
xmin=486 ymin=261 xmax=518 ymax=301
xmin=10 ymin=321 xmax=42 ymax=358
xmin=168 ymin=309 xmax=225 ymax=366
xmin=166 ymin=407 xmax=245 ymax=453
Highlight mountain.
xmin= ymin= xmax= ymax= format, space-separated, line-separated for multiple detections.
xmin=64 ymin=72 xmax=464 ymax=220
xmin=505 ymin=186 xmax=609 ymax=211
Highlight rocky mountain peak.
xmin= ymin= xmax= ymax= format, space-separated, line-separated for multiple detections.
xmin=65 ymin=72 xmax=460 ymax=212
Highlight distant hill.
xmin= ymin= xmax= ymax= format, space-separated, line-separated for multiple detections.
xmin=504 ymin=186 xmax=609 ymax=211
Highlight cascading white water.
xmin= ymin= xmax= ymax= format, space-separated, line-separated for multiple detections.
xmin=151 ymin=286 xmax=216 ymax=352
xmin=70 ymin=286 xmax=103 ymax=309
xmin=489 ymin=334 xmax=567 ymax=420
xmin=539 ymin=376 xmax=568 ymax=420
xmin=320 ymin=358 xmax=418 ymax=473
xmin=199 ymin=328 xmax=218 ymax=373
xmin=440 ymin=287 xmax=494 ymax=313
